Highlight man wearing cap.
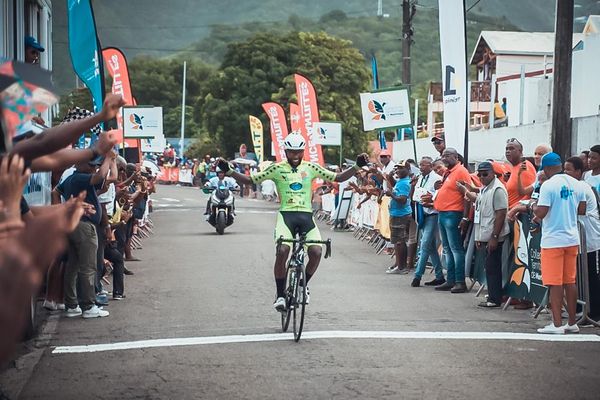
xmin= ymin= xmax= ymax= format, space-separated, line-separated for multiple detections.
xmin=469 ymin=161 xmax=510 ymax=307
xmin=372 ymin=149 xmax=397 ymax=261
xmin=53 ymin=155 xmax=113 ymax=319
xmin=25 ymin=36 xmax=44 ymax=65
xmin=387 ymin=161 xmax=413 ymax=273
xmin=431 ymin=135 xmax=445 ymax=157
xmin=533 ymin=153 xmax=586 ymax=334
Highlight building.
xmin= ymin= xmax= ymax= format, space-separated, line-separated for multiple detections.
xmin=1 ymin=0 xmax=53 ymax=68
xmin=396 ymin=16 xmax=600 ymax=162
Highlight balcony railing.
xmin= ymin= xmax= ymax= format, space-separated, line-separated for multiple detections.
xmin=429 ymin=81 xmax=493 ymax=103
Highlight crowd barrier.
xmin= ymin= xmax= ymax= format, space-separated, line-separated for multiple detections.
xmin=157 ymin=166 xmax=194 ymax=185
xmin=315 ymin=191 xmax=599 ymax=324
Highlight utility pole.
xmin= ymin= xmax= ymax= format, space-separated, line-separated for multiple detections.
xmin=402 ymin=0 xmax=416 ymax=86
xmin=551 ymin=0 xmax=574 ymax=159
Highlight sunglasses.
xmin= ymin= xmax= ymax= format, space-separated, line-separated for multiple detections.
xmin=506 ymin=138 xmax=523 ymax=148
xmin=477 ymin=171 xmax=491 ymax=177
xmin=432 ymin=139 xmax=443 ymax=144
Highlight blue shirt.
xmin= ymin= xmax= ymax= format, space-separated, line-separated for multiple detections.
xmin=389 ymin=177 xmax=412 ymax=217
xmin=56 ymin=171 xmax=103 ymax=225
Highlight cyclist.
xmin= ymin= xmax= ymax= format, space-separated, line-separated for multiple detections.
xmin=217 ymin=134 xmax=368 ymax=311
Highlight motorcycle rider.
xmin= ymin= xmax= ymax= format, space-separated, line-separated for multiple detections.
xmin=204 ymin=167 xmax=239 ymax=219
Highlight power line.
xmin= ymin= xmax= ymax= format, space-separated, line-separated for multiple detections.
xmin=467 ymin=0 xmax=484 ymax=13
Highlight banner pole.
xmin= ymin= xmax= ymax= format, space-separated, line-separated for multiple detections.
xmin=179 ymin=61 xmax=187 ymax=158
xmin=412 ymin=99 xmax=419 ymax=161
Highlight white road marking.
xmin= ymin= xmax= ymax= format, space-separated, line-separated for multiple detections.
xmin=52 ymin=330 xmax=600 ymax=354
xmin=157 ymin=197 xmax=181 ymax=203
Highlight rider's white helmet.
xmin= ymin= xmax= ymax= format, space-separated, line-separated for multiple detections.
xmin=215 ymin=166 xmax=222 ymax=173
xmin=284 ymin=133 xmax=306 ymax=151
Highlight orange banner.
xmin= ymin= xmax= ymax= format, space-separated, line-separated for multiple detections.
xmin=294 ymin=74 xmax=324 ymax=166
xmin=102 ymin=48 xmax=134 ymax=130
xmin=289 ymin=102 xmax=310 ymax=160
xmin=262 ymin=102 xmax=288 ymax=162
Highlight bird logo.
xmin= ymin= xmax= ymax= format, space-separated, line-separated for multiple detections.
xmin=130 ymin=113 xmax=144 ymax=130
xmin=368 ymin=100 xmax=386 ymax=121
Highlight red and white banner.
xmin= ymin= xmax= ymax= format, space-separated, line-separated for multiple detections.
xmin=294 ymin=74 xmax=325 ymax=166
xmin=262 ymin=102 xmax=289 ymax=162
xmin=102 ymin=48 xmax=134 ymax=129
xmin=289 ymin=102 xmax=310 ymax=160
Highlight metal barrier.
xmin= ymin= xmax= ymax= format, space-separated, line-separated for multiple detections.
xmin=576 ymin=223 xmax=600 ymax=327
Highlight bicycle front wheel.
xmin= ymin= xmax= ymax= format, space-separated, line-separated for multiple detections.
xmin=292 ymin=267 xmax=306 ymax=342
xmin=281 ymin=265 xmax=294 ymax=332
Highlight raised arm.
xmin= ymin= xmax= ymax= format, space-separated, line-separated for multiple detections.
xmin=334 ymin=153 xmax=369 ymax=182
xmin=216 ymin=159 xmax=253 ymax=186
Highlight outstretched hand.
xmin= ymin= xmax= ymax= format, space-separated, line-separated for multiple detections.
xmin=355 ymin=153 xmax=369 ymax=168
xmin=215 ymin=158 xmax=231 ymax=173
xmin=100 ymin=94 xmax=126 ymax=121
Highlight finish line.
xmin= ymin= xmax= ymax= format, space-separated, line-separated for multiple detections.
xmin=52 ymin=330 xmax=600 ymax=354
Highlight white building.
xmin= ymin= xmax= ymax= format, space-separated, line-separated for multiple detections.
xmin=1 ymin=0 xmax=53 ymax=69
xmin=399 ymin=16 xmax=600 ymax=162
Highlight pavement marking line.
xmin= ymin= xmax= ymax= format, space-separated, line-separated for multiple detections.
xmin=157 ymin=197 xmax=181 ymax=203
xmin=52 ymin=330 xmax=600 ymax=354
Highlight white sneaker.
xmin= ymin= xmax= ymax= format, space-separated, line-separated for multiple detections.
xmin=563 ymin=323 xmax=580 ymax=334
xmin=65 ymin=306 xmax=82 ymax=318
xmin=298 ymin=286 xmax=310 ymax=305
xmin=537 ymin=323 xmax=565 ymax=334
xmin=43 ymin=300 xmax=66 ymax=311
xmin=386 ymin=266 xmax=405 ymax=274
xmin=82 ymin=305 xmax=110 ymax=319
xmin=273 ymin=297 xmax=286 ymax=312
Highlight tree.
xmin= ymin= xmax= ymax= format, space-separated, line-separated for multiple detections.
xmin=200 ymin=31 xmax=371 ymax=161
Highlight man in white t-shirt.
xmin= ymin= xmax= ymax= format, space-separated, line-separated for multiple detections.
xmin=533 ymin=153 xmax=586 ymax=334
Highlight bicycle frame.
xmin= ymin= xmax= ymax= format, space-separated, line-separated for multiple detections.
xmin=276 ymin=234 xmax=332 ymax=341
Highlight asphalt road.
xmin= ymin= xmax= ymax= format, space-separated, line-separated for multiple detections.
xmin=3 ymin=185 xmax=600 ymax=400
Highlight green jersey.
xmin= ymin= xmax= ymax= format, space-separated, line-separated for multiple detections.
xmin=251 ymin=161 xmax=336 ymax=212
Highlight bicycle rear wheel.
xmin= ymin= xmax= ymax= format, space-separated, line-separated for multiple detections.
xmin=292 ymin=267 xmax=306 ymax=342
xmin=281 ymin=264 xmax=294 ymax=332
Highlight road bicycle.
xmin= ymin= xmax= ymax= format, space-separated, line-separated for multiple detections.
xmin=277 ymin=234 xmax=332 ymax=342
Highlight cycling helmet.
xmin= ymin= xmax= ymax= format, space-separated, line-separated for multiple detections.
xmin=215 ymin=166 xmax=222 ymax=173
xmin=284 ymin=133 xmax=306 ymax=150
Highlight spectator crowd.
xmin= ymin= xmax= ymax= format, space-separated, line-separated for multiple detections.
xmin=319 ymin=135 xmax=600 ymax=335
xmin=1 ymin=92 xmax=158 ymax=363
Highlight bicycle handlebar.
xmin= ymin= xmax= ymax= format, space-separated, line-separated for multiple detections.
xmin=276 ymin=236 xmax=333 ymax=259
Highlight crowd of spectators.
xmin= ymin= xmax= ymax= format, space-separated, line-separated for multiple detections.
xmin=0 ymin=92 xmax=158 ymax=363
xmin=335 ymin=135 xmax=600 ymax=334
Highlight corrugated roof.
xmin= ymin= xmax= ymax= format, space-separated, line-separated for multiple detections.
xmin=470 ymin=31 xmax=585 ymax=65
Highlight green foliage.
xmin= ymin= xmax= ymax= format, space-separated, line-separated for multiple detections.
xmin=199 ymin=31 xmax=370 ymax=162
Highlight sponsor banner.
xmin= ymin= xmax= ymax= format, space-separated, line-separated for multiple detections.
xmin=289 ymin=103 xmax=302 ymax=133
xmin=438 ymin=0 xmax=468 ymax=156
xmin=294 ymin=74 xmax=325 ymax=166
xmin=505 ymin=214 xmax=546 ymax=305
xmin=360 ymin=89 xmax=411 ymax=131
xmin=102 ymin=47 xmax=134 ymax=133
xmin=23 ymin=172 xmax=52 ymax=206
xmin=141 ymin=136 xmax=167 ymax=153
xmin=289 ymin=102 xmax=310 ymax=159
xmin=123 ymin=106 xmax=163 ymax=139
xmin=67 ymin=0 xmax=105 ymax=114
xmin=261 ymin=102 xmax=288 ymax=162
xmin=248 ymin=115 xmax=264 ymax=163
xmin=314 ymin=122 xmax=342 ymax=146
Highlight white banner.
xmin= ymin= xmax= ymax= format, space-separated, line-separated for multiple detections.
xmin=140 ymin=136 xmax=167 ymax=153
xmin=123 ymin=106 xmax=164 ymax=139
xmin=314 ymin=122 xmax=342 ymax=146
xmin=359 ymin=89 xmax=411 ymax=131
xmin=438 ymin=0 xmax=468 ymax=156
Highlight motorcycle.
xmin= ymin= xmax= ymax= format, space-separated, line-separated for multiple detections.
xmin=203 ymin=185 xmax=236 ymax=234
